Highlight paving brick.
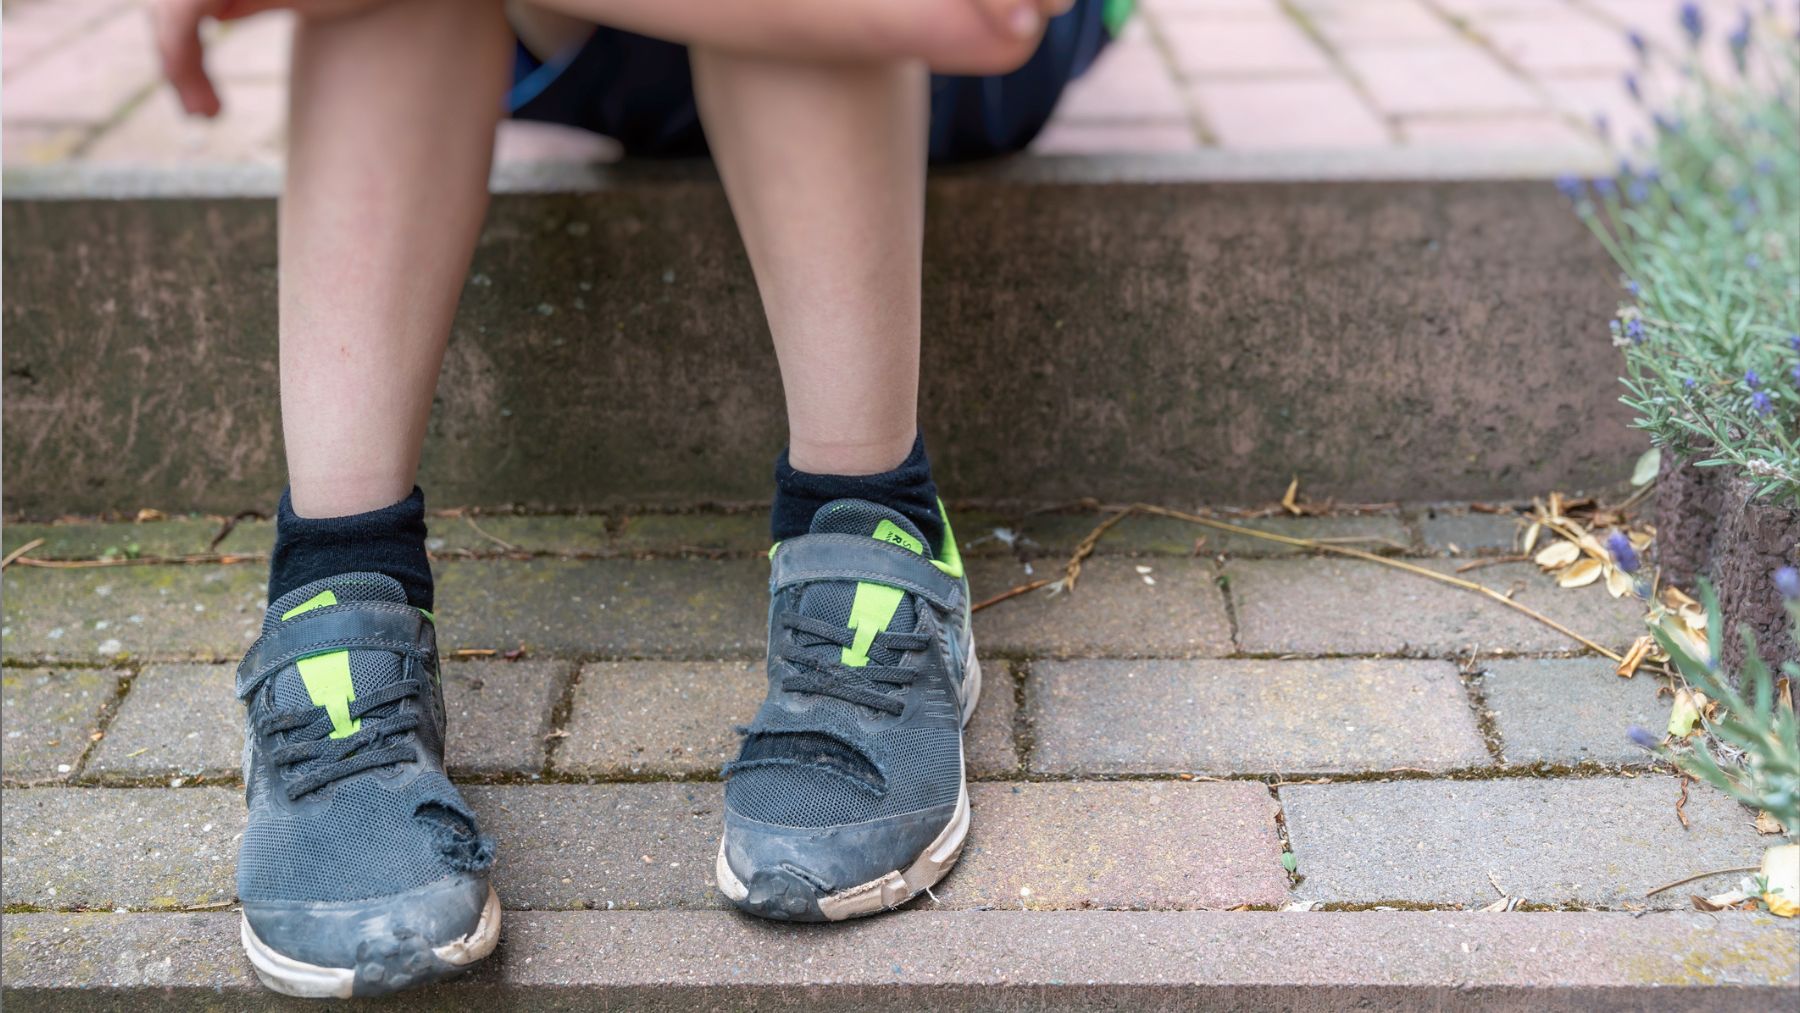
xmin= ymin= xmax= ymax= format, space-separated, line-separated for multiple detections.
xmin=82 ymin=660 xmax=563 ymax=781
xmin=556 ymin=659 xmax=1018 ymax=779
xmin=1470 ymin=12 xmax=1638 ymax=73
xmin=1 ymin=9 xmax=158 ymax=124
xmin=1018 ymin=511 xmax=1411 ymax=558
xmin=433 ymin=559 xmax=768 ymax=657
xmin=942 ymin=781 xmax=1287 ymax=909
xmin=1417 ymin=510 xmax=1525 ymax=555
xmin=1302 ymin=0 xmax=1460 ymax=46
xmin=1401 ymin=112 xmax=1597 ymax=149
xmin=1433 ymin=0 xmax=1575 ymax=16
xmin=442 ymin=660 xmax=565 ymax=776
xmin=469 ymin=784 xmax=723 ymax=911
xmin=1480 ymin=658 xmax=1671 ymax=766
xmin=2 ymin=564 xmax=268 ymax=660
xmin=84 ymin=83 xmax=285 ymax=165
xmin=423 ymin=513 xmax=610 ymax=557
xmin=1540 ymin=72 xmax=1655 ymax=147
xmin=968 ymin=558 xmax=1233 ymax=658
xmin=2 ymin=517 xmax=235 ymax=560
xmin=1162 ymin=17 xmax=1334 ymax=77
xmin=0 ymin=668 xmax=117 ymax=783
xmin=0 ymin=0 xmax=132 ymax=78
xmin=0 ymin=123 xmax=84 ymax=164
xmin=1283 ymin=776 xmax=1768 ymax=907
xmin=1191 ymin=78 xmax=1391 ymax=149
xmin=611 ymin=511 xmax=768 ymax=556
xmin=82 ymin=664 xmax=240 ymax=782
xmin=1053 ymin=40 xmax=1189 ymax=122
xmin=1028 ymin=659 xmax=1488 ymax=774
xmin=1340 ymin=44 xmax=1543 ymax=116
xmin=206 ymin=10 xmax=293 ymax=80
xmin=0 ymin=787 xmax=240 ymax=910
xmin=1031 ymin=119 xmax=1201 ymax=153
xmin=1229 ymin=559 xmax=1647 ymax=656
xmin=1145 ymin=0 xmax=1284 ymax=17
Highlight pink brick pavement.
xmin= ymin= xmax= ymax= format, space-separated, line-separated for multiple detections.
xmin=0 ymin=0 xmax=1781 ymax=169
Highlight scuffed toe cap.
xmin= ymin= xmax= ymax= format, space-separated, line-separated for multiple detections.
xmin=241 ymin=872 xmax=493 ymax=995
xmin=719 ymin=802 xmax=958 ymax=922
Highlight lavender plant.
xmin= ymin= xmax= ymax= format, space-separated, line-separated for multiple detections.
xmin=1562 ymin=4 xmax=1800 ymax=501
xmin=1637 ymin=572 xmax=1800 ymax=838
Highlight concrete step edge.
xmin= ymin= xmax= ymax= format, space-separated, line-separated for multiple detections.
xmin=3 ymin=910 xmax=1793 ymax=1008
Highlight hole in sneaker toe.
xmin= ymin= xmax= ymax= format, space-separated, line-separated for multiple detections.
xmin=737 ymin=732 xmax=885 ymax=793
xmin=415 ymin=802 xmax=494 ymax=872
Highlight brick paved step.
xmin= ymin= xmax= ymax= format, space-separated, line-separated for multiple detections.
xmin=1 ymin=551 xmax=1646 ymax=666
xmin=1 ymin=783 xmax=1287 ymax=913
xmin=2 ymin=155 xmax=1639 ymax=517
xmin=3 ymin=909 xmax=1792 ymax=1009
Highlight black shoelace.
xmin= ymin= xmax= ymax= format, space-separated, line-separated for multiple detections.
xmin=775 ymin=610 xmax=929 ymax=715
xmin=256 ymin=678 xmax=425 ymax=800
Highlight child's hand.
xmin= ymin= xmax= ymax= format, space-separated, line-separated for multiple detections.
xmin=150 ymin=0 xmax=381 ymax=117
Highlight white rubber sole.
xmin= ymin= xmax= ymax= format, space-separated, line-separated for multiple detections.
xmin=240 ymin=883 xmax=502 ymax=999
xmin=716 ymin=636 xmax=981 ymax=922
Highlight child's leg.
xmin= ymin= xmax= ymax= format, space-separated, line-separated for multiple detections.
xmin=268 ymin=0 xmax=511 ymax=607
xmin=690 ymin=50 xmax=946 ymax=546
xmin=694 ymin=52 xmax=976 ymax=923
xmin=233 ymin=2 xmax=513 ymax=998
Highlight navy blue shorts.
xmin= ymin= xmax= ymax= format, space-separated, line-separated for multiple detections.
xmin=507 ymin=0 xmax=1120 ymax=162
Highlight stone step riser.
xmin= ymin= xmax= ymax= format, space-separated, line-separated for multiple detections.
xmin=4 ymin=911 xmax=1792 ymax=1009
xmin=1 ymin=161 xmax=1638 ymax=516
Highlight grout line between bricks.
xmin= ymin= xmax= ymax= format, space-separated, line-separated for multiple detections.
xmin=1008 ymin=658 xmax=1033 ymax=775
xmin=1275 ymin=0 xmax=1405 ymax=143
xmin=539 ymin=660 xmax=584 ymax=778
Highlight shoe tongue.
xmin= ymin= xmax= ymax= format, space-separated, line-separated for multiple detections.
xmin=262 ymin=573 xmax=412 ymax=722
xmin=796 ymin=501 xmax=928 ymax=670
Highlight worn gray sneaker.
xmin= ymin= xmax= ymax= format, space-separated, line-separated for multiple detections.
xmin=234 ymin=573 xmax=500 ymax=997
xmin=716 ymin=499 xmax=978 ymax=921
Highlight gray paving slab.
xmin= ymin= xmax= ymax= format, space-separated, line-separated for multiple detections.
xmin=1 ymin=564 xmax=267 ymax=660
xmin=1481 ymin=658 xmax=1672 ymax=766
xmin=968 ymin=557 xmax=1233 ymax=658
xmin=1229 ymin=559 xmax=1647 ymax=656
xmin=556 ymin=659 xmax=1018 ymax=780
xmin=0 ymin=787 xmax=240 ymax=910
xmin=1418 ymin=510 xmax=1526 ymax=555
xmin=1 ymin=518 xmax=226 ymax=560
xmin=3 ymin=910 xmax=1794 ymax=1005
xmin=612 ymin=511 xmax=768 ymax=556
xmin=440 ymin=660 xmax=565 ymax=776
xmin=0 ymin=667 xmax=117 ymax=784
xmin=1283 ymin=776 xmax=1769 ymax=908
xmin=1018 ymin=512 xmax=1413 ymax=558
xmin=938 ymin=782 xmax=1288 ymax=910
xmin=82 ymin=664 xmax=239 ymax=782
xmin=1027 ymin=659 xmax=1489 ymax=775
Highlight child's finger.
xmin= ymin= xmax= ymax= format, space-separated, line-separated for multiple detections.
xmin=972 ymin=0 xmax=1044 ymax=40
xmin=150 ymin=0 xmax=224 ymax=117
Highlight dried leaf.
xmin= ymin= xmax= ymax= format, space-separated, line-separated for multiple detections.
xmin=1692 ymin=889 xmax=1748 ymax=912
xmin=1478 ymin=896 xmax=1520 ymax=912
xmin=1605 ymin=564 xmax=1634 ymax=598
xmin=1521 ymin=521 xmax=1541 ymax=554
xmin=1668 ymin=688 xmax=1703 ymax=739
xmin=1534 ymin=540 xmax=1581 ymax=569
xmin=1755 ymin=811 xmax=1788 ymax=836
xmin=1762 ymin=845 xmax=1799 ymax=918
xmin=135 ymin=508 xmax=167 ymax=522
xmin=1662 ymin=586 xmax=1699 ymax=610
xmin=1631 ymin=447 xmax=1661 ymax=486
xmin=1281 ymin=476 xmax=1301 ymax=516
xmin=1557 ymin=558 xmax=1604 ymax=588
xmin=1615 ymin=635 xmax=1654 ymax=679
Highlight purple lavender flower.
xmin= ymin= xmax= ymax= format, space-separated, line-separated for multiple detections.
xmin=1787 ymin=333 xmax=1799 ymax=351
xmin=1791 ymin=362 xmax=1800 ymax=386
xmin=1624 ymin=71 xmax=1642 ymax=102
xmin=1555 ymin=175 xmax=1585 ymax=200
xmin=1607 ymin=531 xmax=1642 ymax=573
xmin=1757 ymin=156 xmax=1777 ymax=176
xmin=1625 ymin=279 xmax=1641 ymax=296
xmin=1627 ymin=725 xmax=1662 ymax=750
xmin=1593 ymin=177 xmax=1618 ymax=199
xmin=1746 ymin=253 xmax=1763 ymax=269
xmin=1627 ymin=29 xmax=1649 ymax=60
xmin=1751 ymin=390 xmax=1774 ymax=414
xmin=1680 ymin=3 xmax=1704 ymax=43
xmin=1626 ymin=318 xmax=1646 ymax=342
xmin=1683 ymin=376 xmax=1699 ymax=390
xmin=1776 ymin=566 xmax=1800 ymax=600
xmin=1729 ymin=14 xmax=1752 ymax=72
xmin=1747 ymin=369 xmax=1763 ymax=388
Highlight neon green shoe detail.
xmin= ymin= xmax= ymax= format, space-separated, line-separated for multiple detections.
xmin=872 ymin=518 xmax=923 ymax=554
xmin=280 ymin=589 xmax=338 ymax=620
xmin=279 ymin=589 xmax=359 ymax=737
xmin=930 ymin=499 xmax=965 ymax=580
xmin=841 ymin=582 xmax=906 ymax=668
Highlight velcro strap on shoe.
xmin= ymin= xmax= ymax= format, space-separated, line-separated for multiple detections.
xmin=236 ymin=603 xmax=435 ymax=700
xmin=771 ymin=534 xmax=964 ymax=612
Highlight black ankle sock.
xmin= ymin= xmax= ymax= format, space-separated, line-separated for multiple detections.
xmin=267 ymin=486 xmax=435 ymax=610
xmin=771 ymin=434 xmax=945 ymax=550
